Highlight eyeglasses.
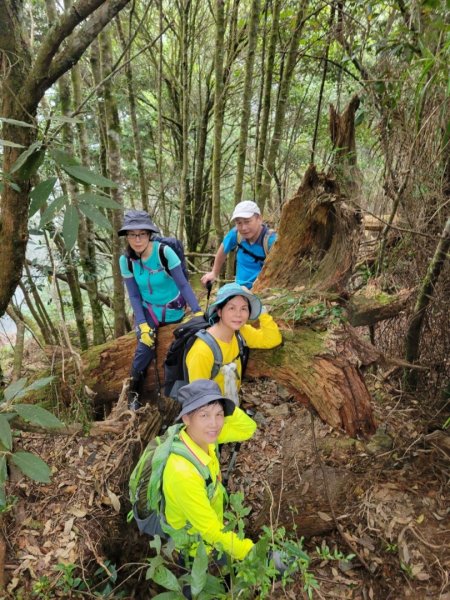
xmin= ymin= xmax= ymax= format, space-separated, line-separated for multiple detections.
xmin=126 ymin=232 xmax=150 ymax=240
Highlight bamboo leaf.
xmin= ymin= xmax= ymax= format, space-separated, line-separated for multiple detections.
xmin=29 ymin=177 xmax=58 ymax=217
xmin=76 ymin=192 xmax=121 ymax=209
xmin=10 ymin=451 xmax=51 ymax=483
xmin=63 ymin=205 xmax=80 ymax=251
xmin=78 ymin=203 xmax=113 ymax=230
xmin=50 ymin=149 xmax=80 ymax=167
xmin=39 ymin=195 xmax=68 ymax=228
xmin=3 ymin=378 xmax=28 ymax=402
xmin=13 ymin=404 xmax=64 ymax=429
xmin=0 ymin=416 xmax=13 ymax=450
xmin=0 ymin=117 xmax=35 ymax=128
xmin=0 ymin=139 xmax=25 ymax=148
xmin=9 ymin=141 xmax=41 ymax=174
xmin=24 ymin=376 xmax=55 ymax=393
xmin=62 ymin=164 xmax=118 ymax=188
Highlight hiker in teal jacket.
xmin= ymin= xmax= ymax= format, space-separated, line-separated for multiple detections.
xmin=118 ymin=210 xmax=202 ymax=410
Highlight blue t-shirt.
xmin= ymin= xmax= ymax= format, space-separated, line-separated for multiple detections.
xmin=222 ymin=226 xmax=277 ymax=288
xmin=119 ymin=242 xmax=185 ymax=323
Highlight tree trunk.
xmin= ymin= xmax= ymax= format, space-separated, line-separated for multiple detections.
xmin=255 ymin=0 xmax=281 ymax=201
xmin=254 ymin=165 xmax=363 ymax=294
xmin=178 ymin=0 xmax=191 ymax=244
xmin=0 ymin=0 xmax=132 ymax=319
xmin=71 ymin=62 xmax=107 ymax=346
xmin=258 ymin=1 xmax=306 ymax=212
xmin=232 ymin=0 xmax=260 ymax=205
xmin=100 ymin=29 xmax=127 ymax=337
xmin=211 ymin=0 xmax=226 ymax=242
xmin=404 ymin=217 xmax=450 ymax=388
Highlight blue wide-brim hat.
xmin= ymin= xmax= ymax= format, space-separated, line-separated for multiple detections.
xmin=118 ymin=210 xmax=160 ymax=236
xmin=176 ymin=380 xmax=235 ymax=420
xmin=206 ymin=282 xmax=262 ymax=322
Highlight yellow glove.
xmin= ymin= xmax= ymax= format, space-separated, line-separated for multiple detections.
xmin=193 ymin=311 xmax=204 ymax=317
xmin=138 ymin=323 xmax=155 ymax=347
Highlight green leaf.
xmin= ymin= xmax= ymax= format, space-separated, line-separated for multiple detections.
xmin=191 ymin=542 xmax=208 ymax=596
xmin=152 ymin=565 xmax=181 ymax=592
xmin=13 ymin=405 xmax=64 ymax=429
xmin=9 ymin=141 xmax=41 ymax=174
xmin=0 ymin=416 xmax=13 ymax=450
xmin=39 ymin=195 xmax=68 ymax=228
xmin=29 ymin=177 xmax=58 ymax=217
xmin=0 ymin=456 xmax=7 ymax=507
xmin=62 ymin=164 xmax=117 ymax=188
xmin=24 ymin=376 xmax=55 ymax=394
xmin=152 ymin=593 xmax=184 ymax=600
xmin=3 ymin=378 xmax=28 ymax=402
xmin=0 ymin=139 xmax=25 ymax=148
xmin=0 ymin=117 xmax=35 ymax=128
xmin=50 ymin=149 xmax=80 ymax=167
xmin=48 ymin=115 xmax=82 ymax=125
xmin=63 ymin=205 xmax=80 ymax=251
xmin=10 ymin=451 xmax=51 ymax=483
xmin=78 ymin=203 xmax=113 ymax=230
xmin=76 ymin=192 xmax=121 ymax=210
xmin=18 ymin=148 xmax=45 ymax=181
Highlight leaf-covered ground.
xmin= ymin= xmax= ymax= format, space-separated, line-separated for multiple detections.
xmin=2 ymin=375 xmax=449 ymax=599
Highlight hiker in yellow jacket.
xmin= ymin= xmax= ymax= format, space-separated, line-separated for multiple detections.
xmin=185 ymin=283 xmax=281 ymax=402
xmin=163 ymin=379 xmax=256 ymax=560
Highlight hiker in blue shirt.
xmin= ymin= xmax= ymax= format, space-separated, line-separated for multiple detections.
xmin=118 ymin=210 xmax=202 ymax=410
xmin=201 ymin=200 xmax=277 ymax=290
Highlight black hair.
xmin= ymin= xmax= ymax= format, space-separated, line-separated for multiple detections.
xmin=217 ymin=294 xmax=251 ymax=312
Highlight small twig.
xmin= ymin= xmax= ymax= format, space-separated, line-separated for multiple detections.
xmin=309 ymin=410 xmax=372 ymax=572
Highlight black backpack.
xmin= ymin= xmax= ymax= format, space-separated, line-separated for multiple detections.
xmin=164 ymin=315 xmax=249 ymax=399
xmin=127 ymin=236 xmax=189 ymax=280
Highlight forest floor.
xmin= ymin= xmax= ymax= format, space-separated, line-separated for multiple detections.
xmin=2 ymin=370 xmax=449 ymax=600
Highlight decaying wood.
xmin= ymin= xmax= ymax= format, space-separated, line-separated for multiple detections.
xmin=346 ymin=287 xmax=413 ymax=327
xmin=254 ymin=165 xmax=363 ymax=294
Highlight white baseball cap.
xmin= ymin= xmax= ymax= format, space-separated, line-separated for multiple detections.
xmin=231 ymin=200 xmax=261 ymax=220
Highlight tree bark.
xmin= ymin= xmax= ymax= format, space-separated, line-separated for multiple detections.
xmin=254 ymin=165 xmax=363 ymax=294
xmin=232 ymin=0 xmax=260 ymax=205
xmin=0 ymin=0 xmax=132 ymax=319
xmin=404 ymin=217 xmax=450 ymax=388
xmin=211 ymin=0 xmax=226 ymax=242
xmin=258 ymin=1 xmax=307 ymax=212
xmin=100 ymin=29 xmax=127 ymax=337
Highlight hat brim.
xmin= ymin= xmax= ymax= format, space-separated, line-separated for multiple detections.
xmin=207 ymin=289 xmax=262 ymax=322
xmin=176 ymin=392 xmax=235 ymax=421
xmin=231 ymin=211 xmax=258 ymax=220
xmin=118 ymin=224 xmax=160 ymax=236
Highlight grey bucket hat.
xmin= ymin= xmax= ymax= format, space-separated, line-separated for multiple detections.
xmin=118 ymin=210 xmax=160 ymax=236
xmin=206 ymin=282 xmax=262 ymax=323
xmin=176 ymin=379 xmax=235 ymax=421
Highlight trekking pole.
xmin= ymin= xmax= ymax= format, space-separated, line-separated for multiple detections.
xmin=205 ymin=280 xmax=213 ymax=311
xmin=223 ymin=442 xmax=241 ymax=487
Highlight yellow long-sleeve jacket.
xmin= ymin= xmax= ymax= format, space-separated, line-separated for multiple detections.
xmin=162 ymin=406 xmax=257 ymax=560
xmin=185 ymin=312 xmax=282 ymax=394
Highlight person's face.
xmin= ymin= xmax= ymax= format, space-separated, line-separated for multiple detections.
xmin=234 ymin=214 xmax=263 ymax=242
xmin=218 ymin=295 xmax=250 ymax=330
xmin=182 ymin=401 xmax=225 ymax=450
xmin=126 ymin=229 xmax=151 ymax=253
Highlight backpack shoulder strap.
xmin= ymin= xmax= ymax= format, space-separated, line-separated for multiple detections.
xmin=126 ymin=254 xmax=133 ymax=273
xmin=157 ymin=242 xmax=171 ymax=276
xmin=169 ymin=438 xmax=216 ymax=498
xmin=193 ymin=329 xmax=223 ymax=379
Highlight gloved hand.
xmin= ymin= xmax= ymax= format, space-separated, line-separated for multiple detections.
xmin=269 ymin=550 xmax=290 ymax=575
xmin=193 ymin=311 xmax=204 ymax=317
xmin=137 ymin=323 xmax=155 ymax=347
